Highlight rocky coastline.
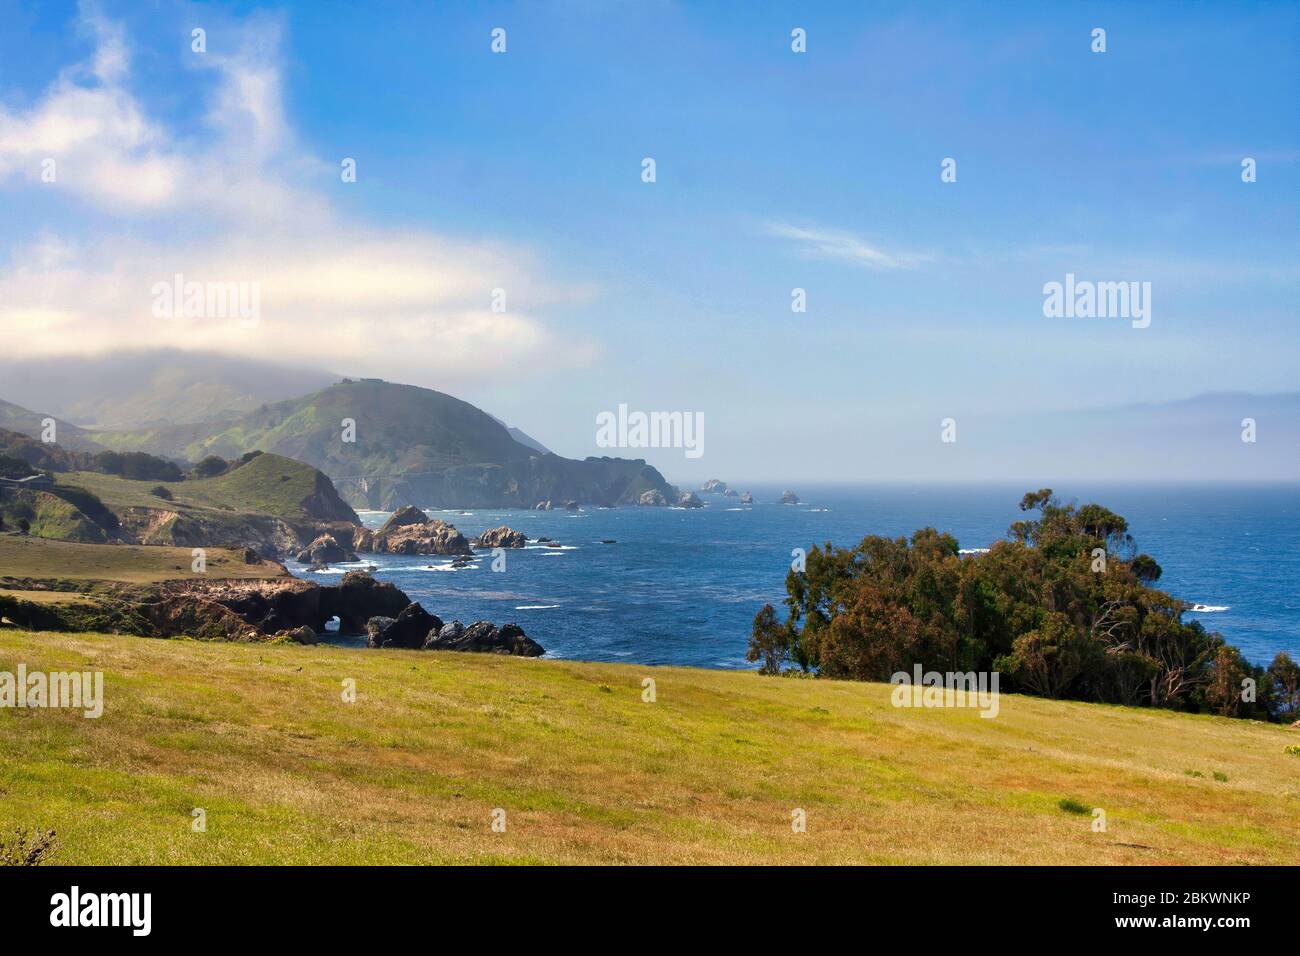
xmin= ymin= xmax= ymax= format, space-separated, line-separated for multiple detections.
xmin=0 ymin=569 xmax=544 ymax=657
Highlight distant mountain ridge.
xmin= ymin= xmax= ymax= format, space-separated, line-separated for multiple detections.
xmin=89 ymin=379 xmax=675 ymax=510
xmin=0 ymin=350 xmax=337 ymax=430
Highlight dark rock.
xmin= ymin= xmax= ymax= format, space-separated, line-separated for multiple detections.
xmin=678 ymin=491 xmax=704 ymax=509
xmin=638 ymin=489 xmax=668 ymax=506
xmin=295 ymin=533 xmax=357 ymax=564
xmin=365 ymin=616 xmax=395 ymax=648
xmin=563 ymin=500 xmax=579 ymax=511
xmin=740 ymin=491 xmax=754 ymax=505
xmin=700 ymin=479 xmax=728 ymax=494
xmin=433 ymin=620 xmax=464 ymax=643
xmin=425 ymin=619 xmax=544 ymax=656
xmin=723 ymin=488 xmax=739 ymax=497
xmin=367 ymin=602 xmax=443 ymax=649
xmin=533 ymin=500 xmax=553 ymax=511
xmin=780 ymin=490 xmax=800 ymax=505
xmin=495 ymin=622 xmax=545 ymax=656
xmin=476 ymin=525 xmax=528 ymax=549
xmin=322 ymin=571 xmax=411 ymax=633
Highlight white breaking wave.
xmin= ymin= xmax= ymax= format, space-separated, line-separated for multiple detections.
xmin=1187 ymin=604 xmax=1230 ymax=613
xmin=515 ymin=605 xmax=560 ymax=610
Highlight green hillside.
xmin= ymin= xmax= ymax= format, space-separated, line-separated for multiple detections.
xmin=94 ymin=380 xmax=676 ymax=509
xmin=0 ymin=491 xmax=106 ymax=543
xmin=1 ymin=628 xmax=1297 ymax=864
xmin=97 ymin=380 xmax=528 ymax=468
xmin=59 ymin=452 xmax=356 ymax=524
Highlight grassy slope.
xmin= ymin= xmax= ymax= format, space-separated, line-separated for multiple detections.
xmin=1 ymin=629 xmax=1296 ymax=865
xmin=57 ymin=452 xmax=338 ymax=521
xmin=0 ymin=491 xmax=106 ymax=543
xmin=94 ymin=380 xmax=532 ymax=470
xmin=0 ymin=535 xmax=286 ymax=583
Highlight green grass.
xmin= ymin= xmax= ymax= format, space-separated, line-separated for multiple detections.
xmin=1 ymin=628 xmax=1297 ymax=865
xmin=0 ymin=535 xmax=286 ymax=584
xmin=0 ymin=491 xmax=106 ymax=544
xmin=58 ymin=452 xmax=337 ymax=521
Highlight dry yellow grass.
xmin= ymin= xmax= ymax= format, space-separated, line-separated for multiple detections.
xmin=1 ymin=628 xmax=1297 ymax=864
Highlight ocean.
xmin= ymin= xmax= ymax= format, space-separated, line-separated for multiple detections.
xmin=294 ymin=484 xmax=1300 ymax=669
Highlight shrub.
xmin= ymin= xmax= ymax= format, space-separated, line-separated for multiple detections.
xmin=1058 ymin=798 xmax=1091 ymax=815
xmin=0 ymin=828 xmax=59 ymax=866
xmin=191 ymin=455 xmax=228 ymax=479
xmin=150 ymin=485 xmax=173 ymax=500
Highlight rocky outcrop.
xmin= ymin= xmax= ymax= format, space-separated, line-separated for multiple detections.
xmin=115 ymin=505 xmax=353 ymax=562
xmin=366 ymin=602 xmax=442 ymax=649
xmin=740 ymin=491 xmax=754 ymax=505
xmin=424 ymin=620 xmax=544 ymax=656
xmin=377 ymin=505 xmax=428 ymax=532
xmin=533 ymin=500 xmax=553 ymax=510
xmin=638 ymin=489 xmax=668 ymax=506
xmin=358 ymin=506 xmax=472 ymax=556
xmin=723 ymin=488 xmax=739 ymax=498
xmin=295 ymin=533 xmax=357 ymax=564
xmin=780 ymin=490 xmax=800 ymax=505
xmin=320 ymin=571 xmax=410 ymax=631
xmin=1 ymin=569 xmax=416 ymax=643
xmin=678 ymin=491 xmax=704 ymax=509
xmin=475 ymin=526 xmax=528 ymax=549
xmin=281 ymin=625 xmax=317 ymax=645
xmin=700 ymin=479 xmax=728 ymax=494
xmin=563 ymin=500 xmax=579 ymax=511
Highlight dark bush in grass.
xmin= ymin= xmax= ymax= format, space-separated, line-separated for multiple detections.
xmin=191 ymin=455 xmax=229 ymax=479
xmin=48 ymin=485 xmax=120 ymax=532
xmin=0 ymin=828 xmax=59 ymax=866
xmin=1058 ymin=798 xmax=1091 ymax=815
xmin=150 ymin=485 xmax=173 ymax=500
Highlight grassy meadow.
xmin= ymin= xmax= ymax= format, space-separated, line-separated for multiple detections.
xmin=1 ymin=627 xmax=1297 ymax=865
xmin=0 ymin=535 xmax=287 ymax=585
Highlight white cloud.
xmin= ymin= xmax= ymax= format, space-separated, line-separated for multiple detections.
xmin=0 ymin=6 xmax=597 ymax=383
xmin=765 ymin=222 xmax=930 ymax=270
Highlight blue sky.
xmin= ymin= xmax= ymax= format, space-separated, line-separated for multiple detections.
xmin=0 ymin=1 xmax=1295 ymax=482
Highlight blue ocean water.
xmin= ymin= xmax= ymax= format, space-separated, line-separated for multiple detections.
xmin=295 ymin=484 xmax=1300 ymax=668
